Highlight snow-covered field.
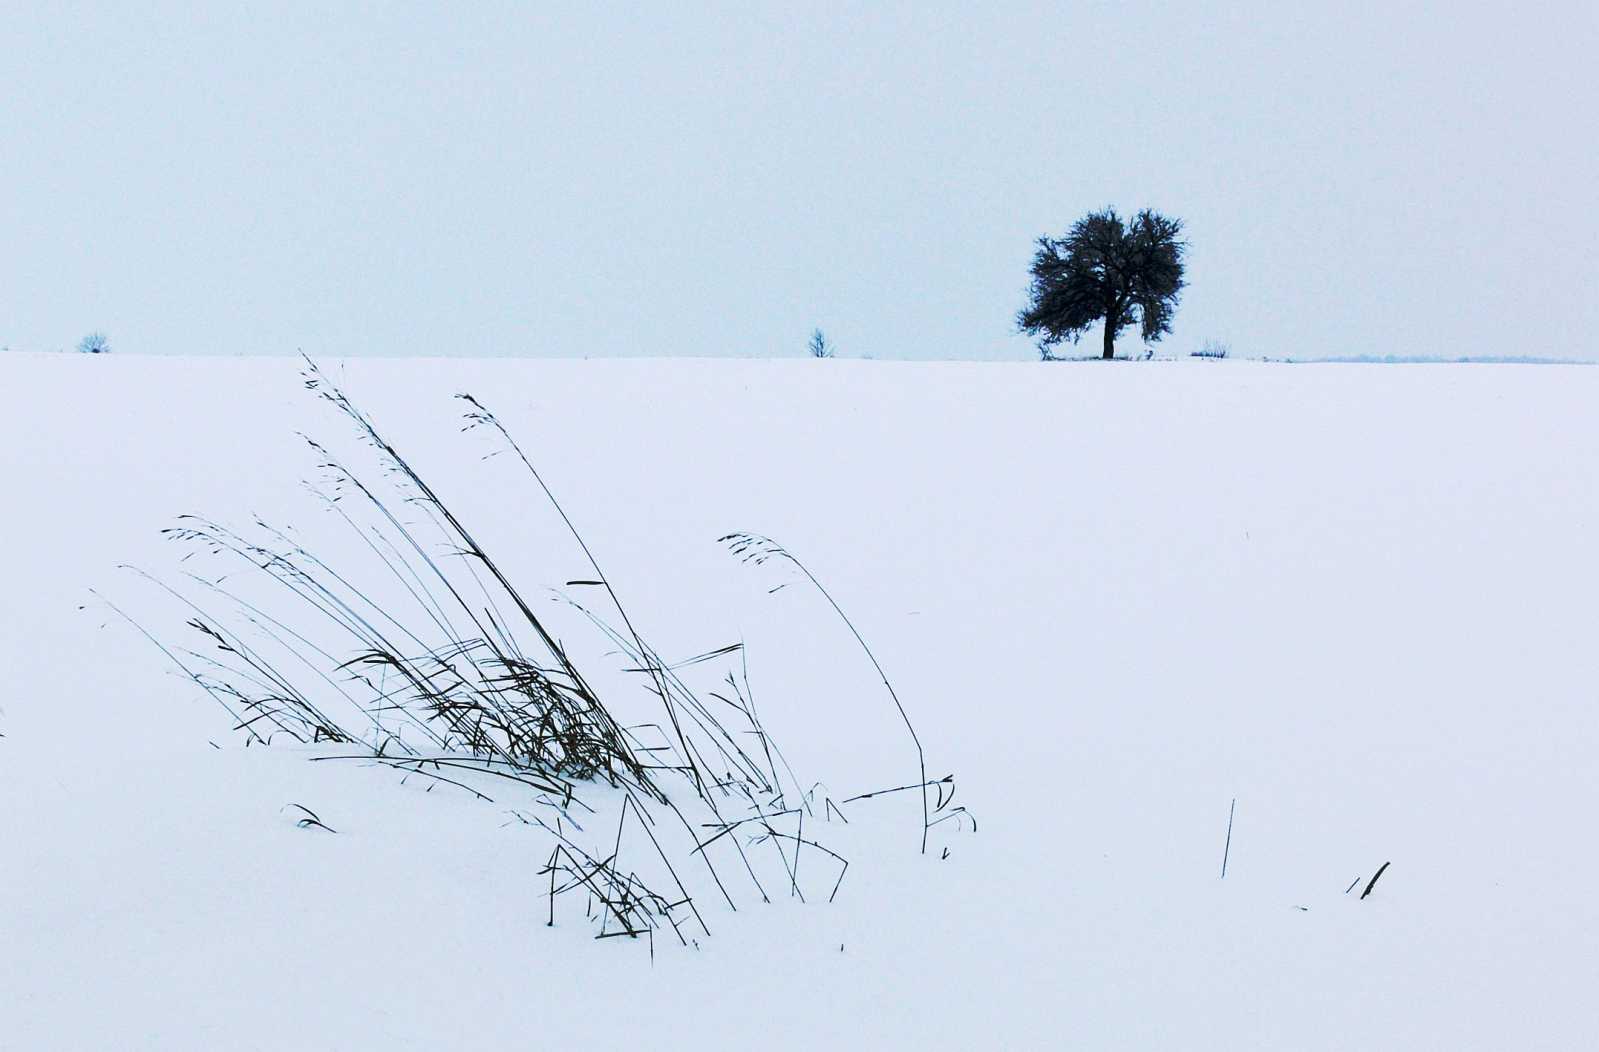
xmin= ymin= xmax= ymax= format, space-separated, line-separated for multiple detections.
xmin=3 ymin=353 xmax=1596 ymax=1050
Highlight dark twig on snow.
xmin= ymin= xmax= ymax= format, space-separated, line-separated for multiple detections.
xmin=1360 ymin=861 xmax=1391 ymax=900
xmin=1221 ymin=797 xmax=1236 ymax=879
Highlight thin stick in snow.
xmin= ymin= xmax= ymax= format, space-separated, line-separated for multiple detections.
xmin=1360 ymin=861 xmax=1391 ymax=900
xmin=1221 ymin=797 xmax=1236 ymax=879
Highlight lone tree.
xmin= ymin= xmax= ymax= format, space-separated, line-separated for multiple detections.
xmin=1018 ymin=208 xmax=1186 ymax=359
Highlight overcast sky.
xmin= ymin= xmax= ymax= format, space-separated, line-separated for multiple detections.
xmin=3 ymin=2 xmax=1594 ymax=360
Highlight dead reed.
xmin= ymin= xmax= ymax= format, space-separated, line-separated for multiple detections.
xmin=123 ymin=359 xmax=967 ymax=949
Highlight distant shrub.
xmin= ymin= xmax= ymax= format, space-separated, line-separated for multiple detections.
xmin=808 ymin=328 xmax=833 ymax=358
xmin=1192 ymin=339 xmax=1229 ymax=359
xmin=78 ymin=332 xmax=111 ymax=354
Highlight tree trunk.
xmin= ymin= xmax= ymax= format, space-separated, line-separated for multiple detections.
xmin=1101 ymin=318 xmax=1116 ymax=359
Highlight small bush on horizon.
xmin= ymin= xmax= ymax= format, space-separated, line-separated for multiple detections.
xmin=77 ymin=332 xmax=111 ymax=354
xmin=1192 ymin=339 xmax=1230 ymax=359
xmin=808 ymin=328 xmax=833 ymax=358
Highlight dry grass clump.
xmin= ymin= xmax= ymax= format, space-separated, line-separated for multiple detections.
xmin=123 ymin=360 xmax=968 ymax=952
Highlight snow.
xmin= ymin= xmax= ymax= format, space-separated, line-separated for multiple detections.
xmin=3 ymin=353 xmax=1596 ymax=1049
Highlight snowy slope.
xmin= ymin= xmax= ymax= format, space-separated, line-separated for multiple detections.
xmin=2 ymin=353 xmax=1596 ymax=1050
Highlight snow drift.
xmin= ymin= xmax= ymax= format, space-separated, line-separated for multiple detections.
xmin=2 ymin=353 xmax=1595 ymax=1049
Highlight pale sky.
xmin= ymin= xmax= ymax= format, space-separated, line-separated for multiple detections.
xmin=3 ymin=1 xmax=1595 ymax=360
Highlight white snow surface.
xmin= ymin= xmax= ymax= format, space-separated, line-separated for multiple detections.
xmin=3 ymin=354 xmax=1596 ymax=1049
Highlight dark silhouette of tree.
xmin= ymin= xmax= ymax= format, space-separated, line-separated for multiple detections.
xmin=1018 ymin=208 xmax=1185 ymax=359
xmin=808 ymin=328 xmax=833 ymax=358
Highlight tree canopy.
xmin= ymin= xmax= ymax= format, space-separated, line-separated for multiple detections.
xmin=1018 ymin=208 xmax=1186 ymax=359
